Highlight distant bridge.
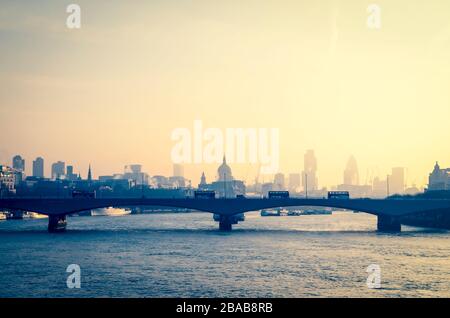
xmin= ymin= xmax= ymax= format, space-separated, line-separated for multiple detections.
xmin=1 ymin=197 xmax=450 ymax=232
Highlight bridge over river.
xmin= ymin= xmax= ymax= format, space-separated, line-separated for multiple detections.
xmin=1 ymin=197 xmax=450 ymax=232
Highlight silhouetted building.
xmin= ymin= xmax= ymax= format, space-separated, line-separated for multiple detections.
xmin=428 ymin=162 xmax=450 ymax=191
xmin=66 ymin=165 xmax=78 ymax=181
xmin=302 ymin=150 xmax=318 ymax=191
xmin=405 ymin=185 xmax=420 ymax=195
xmin=343 ymin=156 xmax=359 ymax=186
xmin=336 ymin=184 xmax=372 ymax=198
xmin=0 ymin=165 xmax=16 ymax=195
xmin=198 ymin=157 xmax=245 ymax=198
xmin=389 ymin=167 xmax=405 ymax=195
xmin=288 ymin=173 xmax=301 ymax=192
xmin=273 ymin=173 xmax=285 ymax=190
xmin=87 ymin=164 xmax=92 ymax=182
xmin=336 ymin=156 xmax=370 ymax=197
xmin=372 ymin=176 xmax=388 ymax=197
xmin=12 ymin=155 xmax=25 ymax=172
xmin=170 ymin=164 xmax=186 ymax=187
xmin=173 ymin=164 xmax=184 ymax=178
xmin=168 ymin=176 xmax=185 ymax=188
xmin=261 ymin=182 xmax=274 ymax=197
xmin=51 ymin=161 xmax=65 ymax=179
xmin=199 ymin=172 xmax=207 ymax=186
xmin=151 ymin=175 xmax=171 ymax=188
xmin=97 ymin=176 xmax=132 ymax=194
xmin=32 ymin=157 xmax=44 ymax=178
xmin=123 ymin=164 xmax=149 ymax=186
xmin=217 ymin=156 xmax=233 ymax=182
xmin=11 ymin=155 xmax=25 ymax=183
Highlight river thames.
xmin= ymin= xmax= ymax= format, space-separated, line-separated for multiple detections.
xmin=0 ymin=211 xmax=449 ymax=298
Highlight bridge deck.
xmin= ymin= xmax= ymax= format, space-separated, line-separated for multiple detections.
xmin=1 ymin=197 xmax=450 ymax=217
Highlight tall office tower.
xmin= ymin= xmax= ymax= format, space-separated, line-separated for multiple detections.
xmin=343 ymin=156 xmax=359 ymax=185
xmin=32 ymin=157 xmax=44 ymax=178
xmin=66 ymin=165 xmax=77 ymax=181
xmin=12 ymin=155 xmax=25 ymax=172
xmin=87 ymin=164 xmax=92 ymax=182
xmin=302 ymin=150 xmax=318 ymax=191
xmin=288 ymin=173 xmax=301 ymax=192
xmin=51 ymin=161 xmax=65 ymax=179
xmin=173 ymin=164 xmax=184 ymax=178
xmin=273 ymin=173 xmax=285 ymax=190
xmin=390 ymin=167 xmax=405 ymax=195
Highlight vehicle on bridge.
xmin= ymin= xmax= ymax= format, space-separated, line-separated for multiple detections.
xmin=268 ymin=191 xmax=289 ymax=199
xmin=194 ymin=191 xmax=216 ymax=199
xmin=328 ymin=191 xmax=350 ymax=200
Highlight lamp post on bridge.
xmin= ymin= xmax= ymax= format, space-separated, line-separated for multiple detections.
xmin=387 ymin=175 xmax=390 ymax=198
xmin=223 ymin=173 xmax=226 ymax=199
xmin=305 ymin=173 xmax=308 ymax=199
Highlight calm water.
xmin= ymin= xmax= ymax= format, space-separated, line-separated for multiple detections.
xmin=0 ymin=211 xmax=449 ymax=298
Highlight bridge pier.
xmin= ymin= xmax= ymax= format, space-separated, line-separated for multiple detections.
xmin=377 ymin=215 xmax=401 ymax=232
xmin=219 ymin=216 xmax=233 ymax=231
xmin=48 ymin=215 xmax=67 ymax=233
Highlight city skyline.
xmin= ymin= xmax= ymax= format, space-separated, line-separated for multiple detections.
xmin=1 ymin=151 xmax=439 ymax=194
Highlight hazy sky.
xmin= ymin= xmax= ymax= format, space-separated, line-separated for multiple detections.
xmin=1 ymin=0 xmax=450 ymax=187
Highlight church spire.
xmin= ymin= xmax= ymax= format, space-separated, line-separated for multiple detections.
xmin=200 ymin=172 xmax=206 ymax=185
xmin=218 ymin=155 xmax=233 ymax=182
xmin=433 ymin=161 xmax=440 ymax=172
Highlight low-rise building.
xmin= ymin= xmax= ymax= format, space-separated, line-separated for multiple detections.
xmin=0 ymin=165 xmax=18 ymax=195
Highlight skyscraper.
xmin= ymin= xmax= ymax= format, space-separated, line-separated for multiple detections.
xmin=87 ymin=164 xmax=92 ymax=182
xmin=51 ymin=161 xmax=65 ymax=179
xmin=12 ymin=155 xmax=25 ymax=172
xmin=32 ymin=157 xmax=44 ymax=178
xmin=302 ymin=150 xmax=318 ymax=191
xmin=390 ymin=167 xmax=405 ymax=195
xmin=343 ymin=156 xmax=359 ymax=185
